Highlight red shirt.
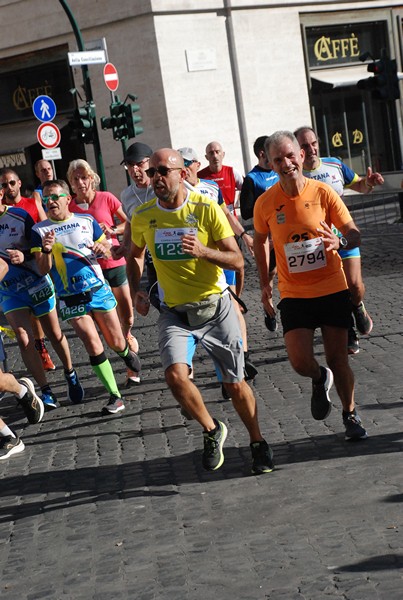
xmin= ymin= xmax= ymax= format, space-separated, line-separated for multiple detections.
xmin=14 ymin=197 xmax=40 ymax=223
xmin=197 ymin=165 xmax=242 ymax=207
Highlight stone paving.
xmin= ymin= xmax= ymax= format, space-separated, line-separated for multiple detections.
xmin=0 ymin=227 xmax=402 ymax=599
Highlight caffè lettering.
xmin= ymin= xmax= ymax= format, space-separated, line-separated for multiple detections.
xmin=13 ymin=82 xmax=52 ymax=111
xmin=314 ymin=33 xmax=360 ymax=62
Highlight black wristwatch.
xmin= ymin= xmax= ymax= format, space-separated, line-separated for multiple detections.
xmin=339 ymin=236 xmax=348 ymax=249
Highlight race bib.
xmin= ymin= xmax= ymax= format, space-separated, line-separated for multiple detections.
xmin=154 ymin=227 xmax=197 ymax=261
xmin=28 ymin=280 xmax=54 ymax=305
xmin=284 ymin=237 xmax=327 ymax=273
xmin=59 ymin=303 xmax=87 ymax=321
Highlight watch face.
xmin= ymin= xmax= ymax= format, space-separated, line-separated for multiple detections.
xmin=340 ymin=236 xmax=348 ymax=248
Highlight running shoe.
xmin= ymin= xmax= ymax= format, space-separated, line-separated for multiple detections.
xmin=343 ymin=410 xmax=368 ymax=441
xmin=348 ymin=327 xmax=360 ymax=355
xmin=264 ymin=311 xmax=278 ymax=332
xmin=103 ymin=394 xmax=125 ymax=414
xmin=125 ymin=373 xmax=141 ymax=387
xmin=250 ymin=440 xmax=275 ymax=474
xmin=65 ymin=370 xmax=85 ymax=404
xmin=244 ymin=354 xmax=258 ymax=381
xmin=41 ymin=391 xmax=60 ymax=410
xmin=352 ymin=302 xmax=373 ymax=335
xmin=0 ymin=434 xmax=25 ymax=460
xmin=202 ymin=419 xmax=228 ymax=471
xmin=38 ymin=348 xmax=56 ymax=371
xmin=122 ymin=350 xmax=141 ymax=373
xmin=221 ymin=384 xmax=231 ymax=400
xmin=311 ymin=366 xmax=333 ymax=420
xmin=17 ymin=377 xmax=44 ymax=424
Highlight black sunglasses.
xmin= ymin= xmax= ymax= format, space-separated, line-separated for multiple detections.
xmin=145 ymin=166 xmax=182 ymax=178
xmin=1 ymin=180 xmax=17 ymax=188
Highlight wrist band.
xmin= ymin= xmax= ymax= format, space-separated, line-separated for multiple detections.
xmin=239 ymin=230 xmax=247 ymax=239
xmin=41 ymin=247 xmax=52 ymax=254
xmin=365 ymin=181 xmax=374 ymax=190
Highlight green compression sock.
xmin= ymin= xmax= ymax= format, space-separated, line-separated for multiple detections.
xmin=90 ymin=352 xmax=120 ymax=396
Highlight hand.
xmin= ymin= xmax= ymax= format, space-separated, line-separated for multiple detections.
xmin=111 ymin=244 xmax=126 ymax=260
xmin=6 ymin=248 xmax=24 ymax=265
xmin=42 ymin=230 xmax=55 ymax=253
xmin=316 ymin=221 xmax=340 ymax=252
xmin=134 ymin=291 xmax=150 ymax=316
xmin=261 ymin=284 xmax=275 ymax=315
xmin=242 ymin=233 xmax=254 ymax=257
xmin=181 ymin=233 xmax=205 ymax=258
xmin=89 ymin=241 xmax=111 ymax=259
xmin=366 ymin=166 xmax=384 ymax=188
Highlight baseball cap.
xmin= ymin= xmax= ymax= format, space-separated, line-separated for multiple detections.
xmin=121 ymin=142 xmax=153 ymax=165
xmin=177 ymin=147 xmax=199 ymax=162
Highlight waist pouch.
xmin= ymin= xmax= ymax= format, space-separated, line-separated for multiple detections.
xmin=61 ymin=284 xmax=102 ymax=308
xmin=173 ymin=294 xmax=222 ymax=327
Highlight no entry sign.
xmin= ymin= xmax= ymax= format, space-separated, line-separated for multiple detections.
xmin=103 ymin=62 xmax=119 ymax=92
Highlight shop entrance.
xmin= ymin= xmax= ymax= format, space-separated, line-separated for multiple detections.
xmin=311 ymin=85 xmax=401 ymax=174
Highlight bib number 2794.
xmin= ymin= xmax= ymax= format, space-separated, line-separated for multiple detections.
xmin=284 ymin=237 xmax=327 ymax=273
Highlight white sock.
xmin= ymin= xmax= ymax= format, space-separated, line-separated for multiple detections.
xmin=16 ymin=384 xmax=28 ymax=399
xmin=0 ymin=425 xmax=16 ymax=438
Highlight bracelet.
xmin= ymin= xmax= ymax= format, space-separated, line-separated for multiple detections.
xmin=239 ymin=230 xmax=247 ymax=239
xmin=365 ymin=181 xmax=374 ymax=190
xmin=41 ymin=247 xmax=52 ymax=254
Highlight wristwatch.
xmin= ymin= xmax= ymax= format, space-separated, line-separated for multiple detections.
xmin=339 ymin=236 xmax=348 ymax=249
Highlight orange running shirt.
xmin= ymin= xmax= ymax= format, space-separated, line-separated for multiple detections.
xmin=254 ymin=178 xmax=352 ymax=299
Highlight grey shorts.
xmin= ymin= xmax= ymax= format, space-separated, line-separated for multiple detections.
xmin=158 ymin=292 xmax=244 ymax=383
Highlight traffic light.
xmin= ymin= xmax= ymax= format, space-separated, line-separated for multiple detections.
xmin=71 ymin=102 xmax=96 ymax=143
xmin=357 ymin=57 xmax=400 ymax=101
xmin=101 ymin=96 xmax=143 ymax=141
xmin=123 ymin=101 xmax=143 ymax=138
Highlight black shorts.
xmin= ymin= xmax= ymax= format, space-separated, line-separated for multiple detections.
xmin=278 ymin=290 xmax=352 ymax=334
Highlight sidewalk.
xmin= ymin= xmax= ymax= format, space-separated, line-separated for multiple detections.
xmin=0 ymin=228 xmax=402 ymax=600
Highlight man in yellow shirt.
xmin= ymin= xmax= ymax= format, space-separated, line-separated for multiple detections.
xmin=253 ymin=131 xmax=367 ymax=441
xmin=127 ymin=148 xmax=274 ymax=475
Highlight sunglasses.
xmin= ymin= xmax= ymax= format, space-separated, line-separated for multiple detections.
xmin=1 ymin=180 xmax=17 ymax=188
xmin=183 ymin=159 xmax=197 ymax=168
xmin=145 ymin=166 xmax=182 ymax=178
xmin=42 ymin=193 xmax=68 ymax=204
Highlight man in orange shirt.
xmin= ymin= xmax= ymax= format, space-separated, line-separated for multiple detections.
xmin=253 ymin=131 xmax=367 ymax=441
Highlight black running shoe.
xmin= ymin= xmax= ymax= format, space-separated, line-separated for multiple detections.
xmin=202 ymin=419 xmax=228 ymax=471
xmin=352 ymin=302 xmax=373 ymax=335
xmin=102 ymin=394 xmax=125 ymax=414
xmin=348 ymin=327 xmax=360 ymax=355
xmin=0 ymin=434 xmax=25 ymax=460
xmin=122 ymin=350 xmax=141 ymax=373
xmin=343 ymin=410 xmax=368 ymax=441
xmin=244 ymin=355 xmax=258 ymax=381
xmin=264 ymin=311 xmax=278 ymax=332
xmin=250 ymin=440 xmax=275 ymax=474
xmin=311 ymin=366 xmax=333 ymax=420
xmin=65 ymin=370 xmax=85 ymax=404
xmin=221 ymin=384 xmax=231 ymax=400
xmin=17 ymin=378 xmax=44 ymax=424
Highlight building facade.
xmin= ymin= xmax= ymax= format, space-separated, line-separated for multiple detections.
xmin=0 ymin=0 xmax=402 ymax=196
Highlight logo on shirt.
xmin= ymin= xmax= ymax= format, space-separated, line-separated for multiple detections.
xmin=185 ymin=214 xmax=198 ymax=226
xmin=149 ymin=219 xmax=157 ymax=229
xmin=276 ymin=212 xmax=286 ymax=224
xmin=275 ymin=205 xmax=285 ymax=212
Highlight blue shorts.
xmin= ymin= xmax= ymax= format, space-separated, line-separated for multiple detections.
xmin=0 ymin=275 xmax=56 ymax=317
xmin=224 ymin=269 xmax=236 ymax=286
xmin=58 ymin=283 xmax=117 ymax=322
xmin=338 ymin=247 xmax=360 ymax=259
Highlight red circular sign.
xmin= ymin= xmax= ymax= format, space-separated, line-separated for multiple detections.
xmin=103 ymin=62 xmax=119 ymax=92
xmin=37 ymin=122 xmax=61 ymax=149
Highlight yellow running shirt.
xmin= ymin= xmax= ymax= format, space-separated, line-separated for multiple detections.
xmin=254 ymin=178 xmax=352 ymax=299
xmin=131 ymin=191 xmax=234 ymax=307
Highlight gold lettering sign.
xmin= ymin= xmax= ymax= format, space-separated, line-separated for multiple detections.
xmin=314 ymin=33 xmax=360 ymax=62
xmin=12 ymin=82 xmax=53 ymax=111
xmin=332 ymin=132 xmax=344 ymax=148
xmin=352 ymin=129 xmax=364 ymax=144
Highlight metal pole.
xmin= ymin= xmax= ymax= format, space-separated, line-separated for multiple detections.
xmin=58 ymin=0 xmax=107 ymax=190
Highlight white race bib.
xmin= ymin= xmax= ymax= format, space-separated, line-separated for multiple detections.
xmin=155 ymin=227 xmax=197 ymax=261
xmin=284 ymin=237 xmax=327 ymax=273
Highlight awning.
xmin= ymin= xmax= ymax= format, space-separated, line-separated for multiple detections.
xmin=310 ymin=65 xmax=372 ymax=90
